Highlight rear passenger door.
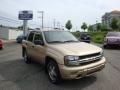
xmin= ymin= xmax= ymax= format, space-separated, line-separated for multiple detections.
xmin=27 ymin=32 xmax=35 ymax=58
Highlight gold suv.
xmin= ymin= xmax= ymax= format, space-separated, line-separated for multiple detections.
xmin=22 ymin=29 xmax=106 ymax=84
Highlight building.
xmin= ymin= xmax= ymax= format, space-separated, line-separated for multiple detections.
xmin=0 ymin=27 xmax=23 ymax=40
xmin=91 ymin=23 xmax=102 ymax=32
xmin=102 ymin=10 xmax=120 ymax=27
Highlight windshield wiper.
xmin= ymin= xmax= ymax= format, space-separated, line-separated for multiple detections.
xmin=48 ymin=41 xmax=65 ymax=43
xmin=64 ymin=40 xmax=79 ymax=43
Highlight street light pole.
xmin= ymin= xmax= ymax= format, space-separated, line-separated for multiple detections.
xmin=38 ymin=11 xmax=44 ymax=29
xmin=23 ymin=20 xmax=28 ymax=36
xmin=41 ymin=11 xmax=44 ymax=29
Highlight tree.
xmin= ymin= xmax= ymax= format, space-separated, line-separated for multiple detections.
xmin=96 ymin=23 xmax=101 ymax=31
xmin=88 ymin=25 xmax=93 ymax=32
xmin=101 ymin=24 xmax=108 ymax=31
xmin=81 ymin=22 xmax=87 ymax=31
xmin=110 ymin=18 xmax=118 ymax=30
xmin=18 ymin=25 xmax=23 ymax=30
xmin=117 ymin=21 xmax=120 ymax=31
xmin=65 ymin=20 xmax=72 ymax=31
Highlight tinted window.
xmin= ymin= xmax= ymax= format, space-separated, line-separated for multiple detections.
xmin=107 ymin=32 xmax=120 ymax=37
xmin=81 ymin=34 xmax=88 ymax=37
xmin=27 ymin=32 xmax=34 ymax=42
xmin=34 ymin=33 xmax=43 ymax=41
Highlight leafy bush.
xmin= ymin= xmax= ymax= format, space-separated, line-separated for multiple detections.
xmin=92 ymin=34 xmax=104 ymax=43
xmin=72 ymin=31 xmax=107 ymax=44
xmin=72 ymin=31 xmax=80 ymax=38
xmin=88 ymin=32 xmax=107 ymax=44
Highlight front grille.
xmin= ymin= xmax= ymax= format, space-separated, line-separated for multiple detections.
xmin=79 ymin=52 xmax=100 ymax=59
xmin=79 ymin=52 xmax=102 ymax=66
xmin=80 ymin=59 xmax=100 ymax=66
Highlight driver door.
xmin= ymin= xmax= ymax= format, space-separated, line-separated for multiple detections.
xmin=32 ymin=32 xmax=46 ymax=64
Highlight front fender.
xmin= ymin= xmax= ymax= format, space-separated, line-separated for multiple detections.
xmin=46 ymin=50 xmax=64 ymax=65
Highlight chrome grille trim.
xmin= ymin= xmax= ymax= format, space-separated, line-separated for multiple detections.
xmin=78 ymin=52 xmax=102 ymax=65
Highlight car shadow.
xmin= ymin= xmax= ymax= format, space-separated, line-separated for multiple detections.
xmin=0 ymin=59 xmax=44 ymax=81
xmin=0 ymin=59 xmax=97 ymax=90
xmin=57 ymin=76 xmax=97 ymax=89
xmin=104 ymin=46 xmax=120 ymax=50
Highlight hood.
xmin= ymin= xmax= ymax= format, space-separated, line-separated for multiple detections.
xmin=48 ymin=42 xmax=102 ymax=56
xmin=106 ymin=36 xmax=120 ymax=39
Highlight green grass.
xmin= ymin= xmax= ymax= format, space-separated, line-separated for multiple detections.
xmin=72 ymin=32 xmax=107 ymax=44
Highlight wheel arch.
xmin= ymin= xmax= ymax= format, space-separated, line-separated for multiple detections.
xmin=45 ymin=56 xmax=58 ymax=66
xmin=45 ymin=56 xmax=58 ymax=72
xmin=22 ymin=46 xmax=26 ymax=57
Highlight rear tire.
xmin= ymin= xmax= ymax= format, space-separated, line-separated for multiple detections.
xmin=46 ymin=60 xmax=61 ymax=84
xmin=0 ymin=47 xmax=3 ymax=50
xmin=0 ymin=46 xmax=4 ymax=50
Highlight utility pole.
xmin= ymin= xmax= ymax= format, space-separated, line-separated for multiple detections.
xmin=38 ymin=11 xmax=44 ymax=29
xmin=53 ymin=19 xmax=56 ymax=29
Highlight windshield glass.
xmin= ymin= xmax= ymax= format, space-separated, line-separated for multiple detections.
xmin=44 ymin=31 xmax=79 ymax=43
xmin=81 ymin=34 xmax=89 ymax=37
xmin=107 ymin=32 xmax=120 ymax=37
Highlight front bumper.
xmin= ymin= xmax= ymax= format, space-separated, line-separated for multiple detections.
xmin=59 ymin=57 xmax=106 ymax=79
xmin=105 ymin=41 xmax=120 ymax=45
xmin=106 ymin=43 xmax=120 ymax=46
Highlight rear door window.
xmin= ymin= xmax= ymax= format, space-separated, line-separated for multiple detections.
xmin=33 ymin=33 xmax=43 ymax=42
xmin=27 ymin=32 xmax=35 ymax=42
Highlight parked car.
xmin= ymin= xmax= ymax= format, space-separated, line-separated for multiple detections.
xmin=103 ymin=32 xmax=120 ymax=48
xmin=0 ymin=39 xmax=3 ymax=49
xmin=79 ymin=33 xmax=91 ymax=43
xmin=22 ymin=29 xmax=106 ymax=84
xmin=16 ymin=34 xmax=25 ymax=43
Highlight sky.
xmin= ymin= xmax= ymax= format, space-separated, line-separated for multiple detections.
xmin=0 ymin=0 xmax=120 ymax=30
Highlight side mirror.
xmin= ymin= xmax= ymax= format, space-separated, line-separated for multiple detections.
xmin=34 ymin=40 xmax=44 ymax=45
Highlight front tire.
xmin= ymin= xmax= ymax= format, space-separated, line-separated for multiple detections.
xmin=103 ymin=44 xmax=108 ymax=49
xmin=47 ymin=60 xmax=61 ymax=84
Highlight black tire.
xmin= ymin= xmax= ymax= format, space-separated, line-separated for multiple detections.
xmin=0 ymin=46 xmax=4 ymax=50
xmin=23 ymin=50 xmax=31 ymax=64
xmin=46 ymin=60 xmax=61 ymax=84
xmin=103 ymin=45 xmax=108 ymax=49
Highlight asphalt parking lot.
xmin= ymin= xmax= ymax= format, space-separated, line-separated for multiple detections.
xmin=0 ymin=43 xmax=120 ymax=90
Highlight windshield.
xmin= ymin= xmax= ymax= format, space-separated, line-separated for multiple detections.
xmin=107 ymin=32 xmax=120 ymax=37
xmin=81 ymin=34 xmax=89 ymax=37
xmin=44 ymin=31 xmax=79 ymax=43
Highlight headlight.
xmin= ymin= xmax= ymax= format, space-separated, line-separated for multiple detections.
xmin=64 ymin=56 xmax=80 ymax=66
xmin=100 ymin=50 xmax=104 ymax=57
